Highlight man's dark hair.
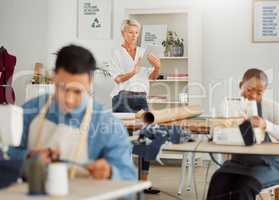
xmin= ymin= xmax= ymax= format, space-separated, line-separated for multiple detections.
xmin=55 ymin=44 xmax=97 ymax=76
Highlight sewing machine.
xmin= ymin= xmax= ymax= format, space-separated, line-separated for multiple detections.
xmin=212 ymin=98 xmax=258 ymax=146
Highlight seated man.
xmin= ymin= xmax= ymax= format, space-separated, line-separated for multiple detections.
xmin=8 ymin=44 xmax=136 ymax=181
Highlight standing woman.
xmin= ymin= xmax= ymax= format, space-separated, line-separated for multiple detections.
xmin=110 ymin=19 xmax=160 ymax=113
xmin=207 ymin=68 xmax=279 ymax=200
xmin=109 ymin=19 xmax=161 ymax=194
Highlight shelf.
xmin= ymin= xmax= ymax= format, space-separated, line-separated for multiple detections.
xmin=126 ymin=8 xmax=189 ymax=15
xmin=147 ymin=100 xmax=188 ymax=104
xmin=159 ymin=57 xmax=188 ymax=60
xmin=149 ymin=79 xmax=188 ymax=82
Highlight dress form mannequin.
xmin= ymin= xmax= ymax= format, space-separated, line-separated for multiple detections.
xmin=0 ymin=46 xmax=16 ymax=104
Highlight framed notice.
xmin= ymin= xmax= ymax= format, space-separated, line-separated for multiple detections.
xmin=141 ymin=25 xmax=167 ymax=47
xmin=77 ymin=0 xmax=112 ymax=40
xmin=253 ymin=0 xmax=279 ymax=42
xmin=141 ymin=25 xmax=167 ymax=57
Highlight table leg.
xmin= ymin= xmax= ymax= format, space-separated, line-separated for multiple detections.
xmin=136 ymin=191 xmax=144 ymax=200
xmin=138 ymin=156 xmax=143 ymax=180
xmin=186 ymin=152 xmax=195 ymax=192
xmin=136 ymin=157 xmax=145 ymax=200
xmin=178 ymin=152 xmax=188 ymax=195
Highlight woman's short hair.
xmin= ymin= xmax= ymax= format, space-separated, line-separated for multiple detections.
xmin=240 ymin=68 xmax=268 ymax=87
xmin=121 ymin=19 xmax=141 ymax=32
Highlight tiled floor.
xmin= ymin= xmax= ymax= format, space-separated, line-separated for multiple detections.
xmin=144 ymin=162 xmax=217 ymax=200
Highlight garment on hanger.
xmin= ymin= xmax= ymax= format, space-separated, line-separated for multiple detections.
xmin=0 ymin=46 xmax=16 ymax=104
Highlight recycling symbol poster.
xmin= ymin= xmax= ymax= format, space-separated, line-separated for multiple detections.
xmin=78 ymin=0 xmax=112 ymax=39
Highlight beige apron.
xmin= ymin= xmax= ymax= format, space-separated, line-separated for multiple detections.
xmin=28 ymin=95 xmax=93 ymax=178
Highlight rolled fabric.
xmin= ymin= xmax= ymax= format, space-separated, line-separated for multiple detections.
xmin=137 ymin=105 xmax=203 ymax=124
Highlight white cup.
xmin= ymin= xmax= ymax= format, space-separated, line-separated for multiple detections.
xmin=46 ymin=163 xmax=69 ymax=196
xmin=245 ymin=100 xmax=258 ymax=118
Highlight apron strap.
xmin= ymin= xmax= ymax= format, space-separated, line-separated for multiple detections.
xmin=257 ymin=102 xmax=273 ymax=143
xmin=69 ymin=97 xmax=93 ymax=179
xmin=34 ymin=94 xmax=94 ymax=179
xmin=34 ymin=95 xmax=53 ymax=149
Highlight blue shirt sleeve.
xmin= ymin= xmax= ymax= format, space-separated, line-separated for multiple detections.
xmin=93 ymin=112 xmax=137 ymax=181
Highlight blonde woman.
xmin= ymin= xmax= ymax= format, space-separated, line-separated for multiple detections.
xmin=109 ymin=19 xmax=161 ymax=194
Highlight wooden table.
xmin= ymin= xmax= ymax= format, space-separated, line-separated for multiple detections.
xmin=0 ymin=179 xmax=151 ymax=200
xmin=122 ymin=117 xmax=211 ymax=134
xmin=122 ymin=116 xmax=243 ymax=135
xmin=164 ymin=141 xmax=279 ymax=155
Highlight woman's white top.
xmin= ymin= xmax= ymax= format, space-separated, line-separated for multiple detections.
xmin=109 ymin=46 xmax=153 ymax=97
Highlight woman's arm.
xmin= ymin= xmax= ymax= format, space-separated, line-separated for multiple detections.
xmin=253 ymin=99 xmax=279 ymax=141
xmin=114 ymin=69 xmax=137 ymax=84
xmin=265 ymin=120 xmax=279 ymax=141
xmin=148 ymin=54 xmax=160 ymax=80
xmin=114 ymin=58 xmax=141 ymax=84
xmin=263 ymin=100 xmax=279 ymax=141
xmin=264 ymin=100 xmax=279 ymax=141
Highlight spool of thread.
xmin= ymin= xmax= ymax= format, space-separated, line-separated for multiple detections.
xmin=46 ymin=163 xmax=69 ymax=197
xmin=24 ymin=157 xmax=47 ymax=195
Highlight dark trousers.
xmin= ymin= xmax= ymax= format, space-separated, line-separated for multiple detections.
xmin=112 ymin=92 xmax=148 ymax=113
xmin=207 ymin=172 xmax=260 ymax=200
xmin=112 ymin=92 xmax=150 ymax=173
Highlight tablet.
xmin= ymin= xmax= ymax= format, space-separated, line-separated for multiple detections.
xmin=140 ymin=48 xmax=153 ymax=68
xmin=140 ymin=45 xmax=163 ymax=68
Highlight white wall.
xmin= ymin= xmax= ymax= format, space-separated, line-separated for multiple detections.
xmin=46 ymin=0 xmax=200 ymax=110
xmin=0 ymin=0 xmax=48 ymax=105
xmin=1 ymin=0 xmax=278 ymax=111
xmin=203 ymin=0 xmax=279 ymax=114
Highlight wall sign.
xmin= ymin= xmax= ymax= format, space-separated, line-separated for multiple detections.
xmin=78 ymin=0 xmax=112 ymax=40
xmin=253 ymin=0 xmax=279 ymax=42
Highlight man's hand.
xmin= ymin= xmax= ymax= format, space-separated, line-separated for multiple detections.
xmin=87 ymin=159 xmax=112 ymax=180
xmin=28 ymin=148 xmax=60 ymax=164
xmin=251 ymin=116 xmax=267 ymax=130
